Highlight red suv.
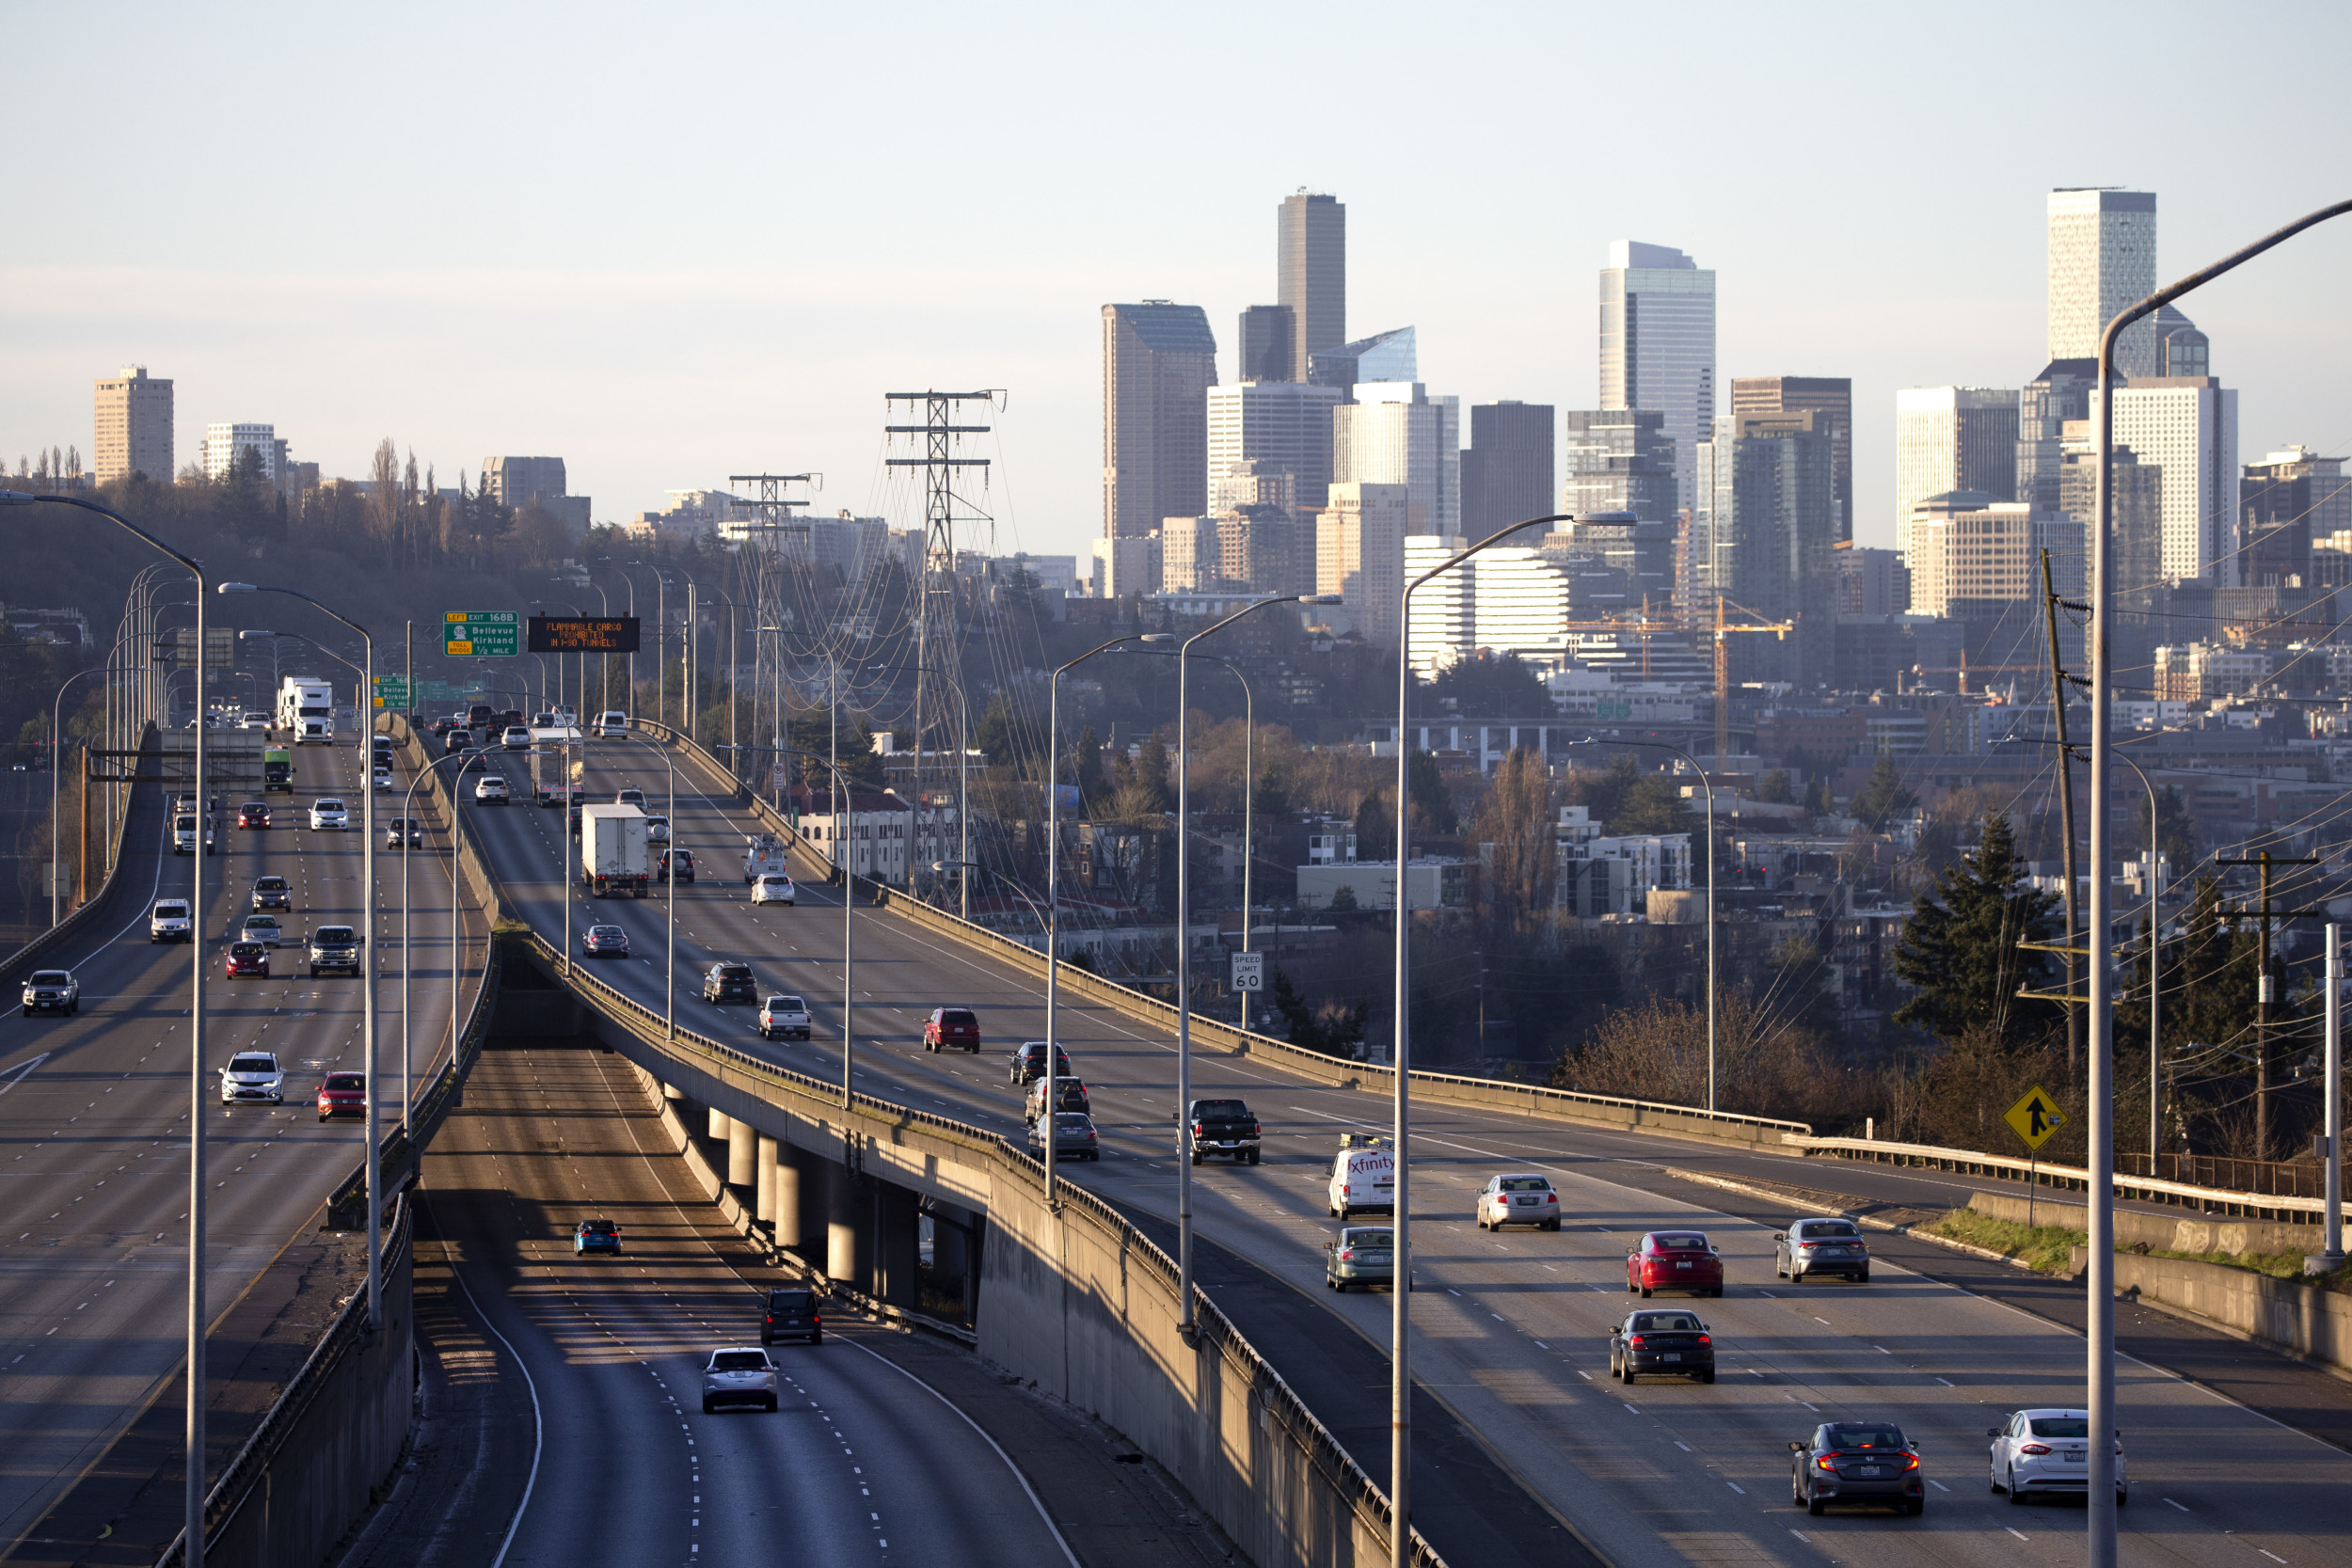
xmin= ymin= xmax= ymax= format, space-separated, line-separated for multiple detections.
xmin=317 ymin=1072 xmax=366 ymax=1121
xmin=1628 ymin=1230 xmax=1724 ymax=1298
xmin=923 ymin=1007 xmax=980 ymax=1053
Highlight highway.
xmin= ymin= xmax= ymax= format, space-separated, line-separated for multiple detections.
xmin=463 ymin=729 xmax=2352 ymax=1567
xmin=0 ymin=722 xmax=483 ymax=1558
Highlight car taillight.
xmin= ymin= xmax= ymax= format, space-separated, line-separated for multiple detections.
xmin=1627 ymin=1335 xmax=1645 ymax=1348
xmin=1817 ymin=1455 xmax=1837 ymax=1471
xmin=1800 ymin=1241 xmax=1818 ymax=1249
xmin=2019 ymin=1443 xmax=2051 ymax=1455
xmin=1339 ymin=1249 xmax=1355 ymax=1261
xmin=1696 ymin=1335 xmax=1709 ymax=1345
xmin=1904 ymin=1454 xmax=1920 ymax=1470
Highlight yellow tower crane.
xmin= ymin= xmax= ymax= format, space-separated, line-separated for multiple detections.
xmin=1712 ymin=595 xmax=1796 ymax=767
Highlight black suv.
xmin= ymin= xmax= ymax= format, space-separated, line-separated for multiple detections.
xmin=760 ymin=1287 xmax=821 ymax=1345
xmin=308 ymin=925 xmax=361 ymax=977
xmin=1008 ymin=1041 xmax=1073 ymax=1085
xmin=703 ymin=962 xmax=757 ymax=1005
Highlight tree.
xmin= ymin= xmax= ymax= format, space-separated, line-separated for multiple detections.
xmin=1804 ymin=774 xmax=1834 ymax=816
xmin=1406 ymin=748 xmax=1455 ymax=835
xmin=1569 ymin=752 xmax=1686 ymax=836
xmin=2132 ymin=784 xmax=2197 ymax=873
xmin=1889 ymin=813 xmax=2058 ymax=1045
xmin=1851 ymin=752 xmax=1917 ymax=830
xmin=1353 ymin=788 xmax=1394 ymax=861
xmin=1475 ymin=746 xmax=1555 ymax=933
xmin=1270 ymin=966 xmax=1368 ymax=1058
xmin=1422 ymin=652 xmax=1549 ymax=719
xmin=1756 ymin=768 xmax=1793 ymax=805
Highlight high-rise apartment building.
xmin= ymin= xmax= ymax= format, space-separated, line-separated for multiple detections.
xmin=1893 ymin=388 xmax=2019 ymax=559
xmin=1903 ymin=493 xmax=2049 ymax=618
xmin=1237 ymin=305 xmax=1295 ymax=383
xmin=1695 ymin=411 xmax=1838 ymax=685
xmin=1835 ymin=545 xmax=1912 ymax=617
xmin=482 ymin=455 xmax=568 ymax=507
xmin=2016 ymin=359 xmax=2096 ymax=516
xmin=1332 ymin=382 xmax=1459 ymax=536
xmin=1307 ymin=326 xmax=1416 ymax=399
xmin=92 ymin=365 xmax=172 ymax=483
xmin=2242 ymin=446 xmax=2346 ymax=590
xmin=1561 ymin=408 xmax=1679 ymax=525
xmin=2093 ymin=377 xmax=2240 ymax=583
xmin=1205 ymin=380 xmax=1342 ymax=526
xmin=1598 ymin=241 xmax=1716 ymax=517
xmin=200 ymin=423 xmax=289 ymax=483
xmin=1318 ymin=482 xmax=1408 ymax=645
xmin=1279 ymin=191 xmax=1345 ymax=383
xmin=1211 ymin=460 xmax=1306 ymax=595
xmin=2047 ymin=188 xmax=2157 ymax=375
xmin=1159 ymin=515 xmax=1219 ymax=593
xmin=1402 ymin=535 xmax=1579 ymax=674
xmin=1461 ymin=401 xmax=1554 ymax=543
xmin=1730 ymin=377 xmax=1851 ymax=542
xmin=1102 ymin=301 xmax=1217 ymax=539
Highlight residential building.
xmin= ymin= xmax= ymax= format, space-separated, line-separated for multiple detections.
xmin=1598 ymin=241 xmax=1716 ymax=517
xmin=788 ymin=785 xmax=914 ymax=885
xmin=1278 ymin=191 xmax=1346 ymax=383
xmin=1562 ymin=407 xmax=1678 ymax=522
xmin=1308 ymin=325 xmax=1416 ymax=398
xmin=1332 ymin=381 xmax=1458 ymax=535
xmin=1903 ymin=493 xmax=2059 ymax=617
xmin=199 ymin=423 xmax=290 ymax=485
xmin=1695 ymin=410 xmax=1838 ymax=685
xmin=2153 ymin=642 xmax=2268 ymax=702
xmin=1836 ymin=546 xmax=1911 ymax=617
xmin=2047 ymin=187 xmax=2158 ymax=375
xmin=1730 ymin=377 xmax=1852 ymax=542
xmin=1295 ymin=858 xmax=1470 ymax=913
xmin=482 ymin=455 xmax=589 ymax=530
xmin=1159 ymin=515 xmax=1219 ymax=593
xmin=983 ymin=552 xmax=1079 ymax=596
xmin=1461 ymin=401 xmax=1554 ymax=543
xmin=1556 ymin=805 xmax=1692 ymax=919
xmin=1204 ymin=379 xmax=1342 ymax=529
xmin=1237 ymin=304 xmax=1294 ymax=382
xmin=1090 ymin=532 xmax=1162 ymax=598
xmin=1317 ymin=483 xmax=1408 ymax=645
xmin=1402 ymin=534 xmax=1576 ymax=674
xmin=2093 ymin=377 xmax=2240 ymax=582
xmin=1102 ymin=301 xmax=1217 ymax=540
xmin=1893 ymin=388 xmax=2019 ymax=559
xmin=2242 ymin=447 xmax=2347 ymax=591
xmin=1211 ymin=461 xmax=1303 ymax=595
xmin=649 ymin=488 xmax=752 ymax=541
xmin=91 ymin=365 xmax=172 ymax=483
xmin=2016 ymin=358 xmax=2097 ymax=515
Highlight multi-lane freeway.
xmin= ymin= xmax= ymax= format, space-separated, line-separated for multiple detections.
xmin=459 ymin=729 xmax=2352 ymax=1568
xmin=0 ymin=724 xmax=481 ymax=1557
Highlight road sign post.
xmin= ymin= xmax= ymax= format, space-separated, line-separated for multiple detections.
xmin=2004 ymin=1085 xmax=2067 ymax=1227
xmin=1231 ymin=951 xmax=1263 ymax=992
xmin=442 ymin=610 xmax=519 ymax=658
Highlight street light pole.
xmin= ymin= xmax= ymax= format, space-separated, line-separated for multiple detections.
xmin=1129 ymin=648 xmax=1258 ymax=1031
xmin=398 ymin=750 xmax=477 ymax=1137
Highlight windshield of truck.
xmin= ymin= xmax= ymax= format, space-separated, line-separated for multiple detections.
xmin=314 ymin=927 xmax=355 ymax=944
xmin=1194 ymin=1101 xmax=1248 ymax=1117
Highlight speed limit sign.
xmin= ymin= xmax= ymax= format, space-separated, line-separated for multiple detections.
xmin=1231 ymin=952 xmax=1264 ymax=991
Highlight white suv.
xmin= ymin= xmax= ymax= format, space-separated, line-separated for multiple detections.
xmin=751 ymin=874 xmax=795 ymax=907
xmin=596 ymin=710 xmax=628 ymax=737
xmin=218 ymin=1051 xmax=285 ymax=1104
xmin=150 ymin=899 xmax=194 ymax=942
xmin=309 ymin=799 xmax=349 ymax=831
xmin=473 ymin=775 xmax=510 ymax=804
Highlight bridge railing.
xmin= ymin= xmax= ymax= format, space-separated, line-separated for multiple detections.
xmin=1784 ymin=1133 xmax=2332 ymax=1226
xmin=0 ymin=722 xmax=153 ymax=990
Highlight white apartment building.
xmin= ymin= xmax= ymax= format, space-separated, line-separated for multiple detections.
xmin=2153 ymin=642 xmax=2268 ymax=702
xmin=1893 ymin=388 xmax=2018 ymax=558
xmin=1401 ymin=535 xmax=1577 ymax=674
xmin=1555 ymin=805 xmax=1692 ymax=918
xmin=2047 ymin=188 xmax=2158 ymax=375
xmin=1318 ymin=482 xmax=1407 ymax=644
xmin=1159 ymin=515 xmax=1218 ymax=592
xmin=1332 ymin=382 xmax=1459 ymax=536
xmin=2095 ymin=379 xmax=2240 ymax=583
xmin=1090 ymin=532 xmax=1162 ymax=598
xmin=199 ymin=422 xmax=287 ymax=483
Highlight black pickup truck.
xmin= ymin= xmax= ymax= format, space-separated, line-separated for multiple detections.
xmin=1184 ymin=1099 xmax=1262 ymax=1165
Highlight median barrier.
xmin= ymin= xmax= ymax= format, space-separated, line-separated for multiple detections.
xmin=2069 ymin=1244 xmax=2350 ymax=1374
xmin=1967 ymin=1191 xmax=2324 ymax=1259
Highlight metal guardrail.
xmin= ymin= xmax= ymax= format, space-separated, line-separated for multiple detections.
xmin=1788 ymin=1134 xmax=2332 ymax=1223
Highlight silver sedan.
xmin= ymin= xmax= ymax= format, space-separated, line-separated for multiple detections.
xmin=700 ymin=1347 xmax=778 ymax=1414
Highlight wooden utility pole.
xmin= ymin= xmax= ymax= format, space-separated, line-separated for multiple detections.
xmin=2217 ymin=849 xmax=2322 ymax=1160
xmin=76 ymin=743 xmax=88 ymax=913
xmin=2041 ymin=548 xmax=2084 ymax=1073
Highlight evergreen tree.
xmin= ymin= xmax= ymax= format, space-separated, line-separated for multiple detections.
xmin=1352 ymin=788 xmax=1393 ymax=861
xmin=1756 ymin=768 xmax=1793 ymax=804
xmin=1890 ymin=813 xmax=2058 ymax=1044
xmin=2132 ymin=784 xmax=2198 ymax=873
xmin=1851 ymin=751 xmax=1917 ymax=830
xmin=1406 ymin=748 xmax=1455 ymax=835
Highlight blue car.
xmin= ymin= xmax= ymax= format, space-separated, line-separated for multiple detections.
xmin=574 ymin=1218 xmax=622 ymax=1255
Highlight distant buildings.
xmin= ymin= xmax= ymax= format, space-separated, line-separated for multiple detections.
xmin=1089 ymin=532 xmax=1162 ymax=598
xmin=1101 ymin=301 xmax=1217 ymax=539
xmin=1598 ymin=241 xmax=1716 ymax=516
xmin=1903 ymin=493 xmax=2044 ymax=617
xmin=2047 ymin=187 xmax=2157 ymax=375
xmin=1893 ymin=388 xmax=2018 ymax=559
xmin=1317 ymin=482 xmax=1408 ymax=644
xmin=199 ymin=422 xmax=290 ymax=485
xmin=1836 ymin=546 xmax=1911 ymax=617
xmin=1332 ymin=382 xmax=1459 ymax=535
xmin=1308 ymin=326 xmax=1416 ymax=399
xmin=1205 ymin=379 xmax=1341 ymax=528
xmin=2015 ymin=359 xmax=2096 ymax=516
xmin=1460 ymin=401 xmax=1554 ymax=543
xmin=1236 ymin=305 xmax=1293 ymax=383
xmin=1561 ymin=408 xmax=1680 ymax=534
xmin=2094 ymin=377 xmax=2239 ymax=582
xmin=1278 ymin=191 xmax=1346 ymax=383
xmin=1403 ymin=534 xmax=1577 ymax=674
xmin=1696 ymin=409 xmax=1838 ymax=685
xmin=92 ymin=365 xmax=171 ymax=483
xmin=2242 ymin=446 xmax=2346 ymax=590
xmin=482 ymin=455 xmax=591 ymax=530
xmin=1730 ymin=377 xmax=1851 ymax=542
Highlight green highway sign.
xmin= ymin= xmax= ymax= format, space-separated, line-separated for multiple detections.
xmin=372 ymin=675 xmax=412 ymax=710
xmin=443 ymin=610 xmax=519 ymax=657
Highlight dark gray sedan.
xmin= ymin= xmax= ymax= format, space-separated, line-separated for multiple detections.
xmin=1608 ymin=1307 xmax=1715 ymax=1383
xmin=1790 ymin=1421 xmax=1925 ymax=1515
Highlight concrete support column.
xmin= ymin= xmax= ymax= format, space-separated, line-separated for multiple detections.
xmin=727 ymin=1116 xmax=756 ymax=1189
xmin=825 ymin=1164 xmax=869 ymax=1291
xmin=772 ymin=1146 xmax=805 ymax=1251
xmin=755 ymin=1135 xmax=779 ymax=1232
xmin=707 ymin=1106 xmax=732 ymax=1142
xmin=662 ymin=1080 xmax=686 ymax=1101
xmin=873 ymin=1180 xmax=920 ymax=1308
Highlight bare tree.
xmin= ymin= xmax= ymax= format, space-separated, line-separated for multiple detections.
xmin=367 ymin=438 xmax=402 ymax=552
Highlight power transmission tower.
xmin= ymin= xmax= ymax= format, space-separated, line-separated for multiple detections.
xmin=728 ymin=473 xmax=817 ymax=795
xmin=884 ymin=390 xmax=999 ymax=918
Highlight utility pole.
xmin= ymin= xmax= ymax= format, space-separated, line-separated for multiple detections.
xmin=884 ymin=392 xmax=998 ymax=913
xmin=728 ymin=471 xmax=816 ymax=790
xmin=2041 ymin=548 xmax=2086 ymax=1074
xmin=2217 ymin=849 xmax=2322 ymax=1161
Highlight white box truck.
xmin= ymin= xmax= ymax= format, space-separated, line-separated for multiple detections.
xmin=278 ymin=677 xmax=336 ymax=743
xmin=529 ymin=729 xmax=582 ymax=807
xmin=579 ymin=803 xmax=650 ymax=898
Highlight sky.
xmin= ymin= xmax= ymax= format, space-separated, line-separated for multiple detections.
xmin=6 ymin=1 xmax=2350 ymax=562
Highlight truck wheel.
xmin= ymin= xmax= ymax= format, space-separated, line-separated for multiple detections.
xmin=1248 ymin=1150 xmax=1260 ymax=1165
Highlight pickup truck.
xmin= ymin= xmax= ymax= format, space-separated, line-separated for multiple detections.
xmin=1184 ymin=1098 xmax=1262 ymax=1165
xmin=308 ymin=925 xmax=361 ymax=977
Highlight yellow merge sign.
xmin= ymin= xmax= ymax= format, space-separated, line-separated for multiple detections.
xmin=2003 ymin=1086 xmax=2066 ymax=1151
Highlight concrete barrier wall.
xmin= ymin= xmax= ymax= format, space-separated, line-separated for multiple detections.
xmin=1971 ymin=1191 xmax=2324 ymax=1259
xmin=0 ymin=724 xmax=151 ymax=988
xmin=2071 ymin=1245 xmax=2351 ymax=1372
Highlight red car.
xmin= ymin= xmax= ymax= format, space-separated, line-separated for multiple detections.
xmin=922 ymin=1006 xmax=980 ymax=1053
xmin=1628 ymin=1230 xmax=1724 ymax=1298
xmin=237 ymin=801 xmax=271 ymax=829
xmin=225 ymin=941 xmax=270 ymax=979
xmin=317 ymin=1071 xmax=365 ymax=1121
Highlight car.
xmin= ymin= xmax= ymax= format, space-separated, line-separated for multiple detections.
xmin=581 ymin=924 xmax=630 ymax=958
xmin=373 ymin=767 xmax=394 ymax=793
xmin=501 ymin=725 xmax=532 ymax=750
xmin=308 ymin=925 xmax=361 ymax=976
xmin=151 ymin=899 xmax=194 ymax=942
xmin=1628 ymin=1230 xmax=1723 ymax=1298
xmin=219 ymin=1050 xmax=285 ymax=1103
xmin=428 ymin=719 xmax=453 ymax=737
xmin=644 ymin=814 xmax=671 ymax=844
xmin=241 ymin=913 xmax=287 ymax=947
xmin=225 ymin=942 xmax=270 ymax=979
xmin=238 ymin=800 xmax=272 ymax=830
xmin=551 ymin=705 xmax=579 ymax=727
xmin=308 ymin=799 xmax=349 ymax=831
xmin=1791 ymin=1422 xmax=1926 ymax=1516
xmin=750 ymin=873 xmax=794 ymax=906
xmin=1988 ymin=1407 xmax=2127 ymax=1506
xmin=473 ymin=775 xmax=509 ymax=804
xmin=1323 ymin=1225 xmax=1395 ymax=1292
xmin=1025 ymin=1075 xmax=1089 ymax=1124
xmin=1608 ymin=1307 xmax=1715 ymax=1384
xmin=1027 ymin=1110 xmax=1101 ymax=1162
xmin=240 ymin=714 xmax=269 ymax=732
xmin=458 ymin=750 xmax=487 ymax=773
xmin=657 ymin=848 xmax=695 ymax=884
xmin=250 ymin=876 xmax=293 ymax=911
xmin=573 ymin=1217 xmax=623 ymax=1255
xmin=1775 ymin=1216 xmax=1871 ymax=1283
xmin=758 ymin=994 xmax=812 ymax=1040
xmin=923 ymin=1006 xmax=979 ymax=1053
xmin=443 ymin=731 xmax=474 ymax=757
xmin=760 ymin=1287 xmax=821 ymax=1345
xmin=596 ymin=710 xmax=629 ymax=738
xmin=21 ymin=969 xmax=79 ymax=1016
xmin=701 ymin=1348 xmax=779 ymax=1413
xmin=1008 ymin=1041 xmax=1072 ymax=1085
xmin=614 ymin=787 xmax=646 ymax=809
xmin=386 ymin=817 xmax=423 ymax=848
xmin=1477 ymin=1173 xmax=1561 ymax=1232
xmin=702 ymin=962 xmax=757 ymax=1005
xmin=317 ymin=1071 xmax=365 ymax=1120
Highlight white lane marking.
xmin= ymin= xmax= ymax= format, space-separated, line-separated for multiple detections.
xmin=427 ymin=1196 xmax=545 ymax=1568
xmin=0 ymin=1053 xmax=52 ymax=1096
xmin=1725 ymin=1481 xmax=1744 ymax=1495
xmin=2006 ymin=1527 xmax=2028 ymax=1540
xmin=2164 ymin=1497 xmax=2188 ymax=1512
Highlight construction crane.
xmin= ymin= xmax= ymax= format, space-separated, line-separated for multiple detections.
xmin=1712 ymin=596 xmax=1795 ymax=766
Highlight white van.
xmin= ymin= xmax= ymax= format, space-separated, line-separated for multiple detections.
xmin=150 ymin=899 xmax=193 ymax=942
xmin=1327 ymin=1132 xmax=1396 ymax=1220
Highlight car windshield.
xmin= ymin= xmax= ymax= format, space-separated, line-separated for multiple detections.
xmin=1652 ymin=1234 xmax=1708 ymax=1251
xmin=1827 ymin=1426 xmax=1907 ymax=1450
xmin=1500 ymin=1176 xmax=1551 ymax=1193
xmin=710 ymin=1351 xmax=768 ymax=1372
xmin=316 ymin=927 xmax=355 ymax=942
xmin=717 ymin=964 xmax=751 ymax=978
xmin=1632 ymin=1312 xmax=1702 ymax=1331
xmin=1342 ymin=1228 xmax=1392 ymax=1247
xmin=257 ymin=878 xmax=287 ymax=891
xmin=325 ymin=1073 xmax=363 ymax=1090
xmin=156 ymin=903 xmax=188 ymax=916
xmin=580 ymin=1219 xmax=617 ymax=1233
xmin=317 ymin=800 xmax=344 ymax=810
xmin=1195 ymin=1100 xmax=1246 ymax=1116
xmin=2027 ymin=1417 xmax=2089 ymax=1438
xmin=29 ymin=971 xmax=69 ymax=985
xmin=1801 ymin=1221 xmax=1860 ymax=1239
xmin=230 ymin=1055 xmax=275 ymax=1072
xmin=246 ymin=916 xmax=278 ymax=927
xmin=229 ymin=942 xmax=262 ymax=957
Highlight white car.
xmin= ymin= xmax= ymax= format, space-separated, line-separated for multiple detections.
xmin=751 ymin=874 xmax=795 ymax=907
xmin=644 ymin=814 xmax=670 ymax=844
xmin=700 ymin=1347 xmax=778 ymax=1413
xmin=219 ymin=1051 xmax=285 ymax=1104
xmin=240 ymin=715 xmax=270 ymax=732
xmin=474 ymin=775 xmax=510 ymax=804
xmin=595 ymin=710 xmax=628 ymax=737
xmin=501 ymin=724 xmax=532 ymax=750
xmin=553 ymin=705 xmax=578 ymax=726
xmin=373 ymin=767 xmax=394 ymax=793
xmin=1475 ymin=1172 xmax=1561 ymax=1232
xmin=240 ymin=913 xmax=287 ymax=947
xmin=758 ymin=994 xmax=812 ymax=1040
xmin=309 ymin=799 xmax=349 ymax=831
xmin=1989 ymin=1408 xmax=2127 ymax=1506
xmin=150 ymin=899 xmax=194 ymax=942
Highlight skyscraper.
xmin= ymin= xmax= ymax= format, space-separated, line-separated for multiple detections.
xmin=2047 ymin=188 xmax=2157 ymax=375
xmin=201 ymin=423 xmax=289 ymax=483
xmin=1318 ymin=482 xmax=1407 ymax=645
xmin=1307 ymin=326 xmax=1416 ymax=399
xmin=1238 ymin=305 xmax=1294 ymax=383
xmin=2093 ymin=378 xmax=2240 ymax=583
xmin=2241 ymin=447 xmax=2343 ymax=590
xmin=1730 ymin=377 xmax=1851 ymax=542
xmin=1696 ymin=411 xmax=1838 ymax=685
xmin=1561 ymin=408 xmax=1679 ymax=522
xmin=2016 ymin=359 xmax=2097 ymax=516
xmin=1893 ymin=388 xmax=2019 ymax=560
xmin=1599 ymin=241 xmax=1716 ymax=518
xmin=92 ymin=365 xmax=172 ymax=484
xmin=2153 ymin=305 xmax=2209 ymax=378
xmin=1461 ymin=402 xmax=1555 ymax=543
xmin=1205 ymin=380 xmax=1343 ymax=519
xmin=1102 ymin=301 xmax=1218 ymax=539
xmin=1332 ymin=382 xmax=1459 ymax=536
xmin=1279 ymin=191 xmax=1345 ymax=383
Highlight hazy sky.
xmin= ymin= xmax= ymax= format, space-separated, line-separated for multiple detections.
xmin=7 ymin=2 xmax=2349 ymax=561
